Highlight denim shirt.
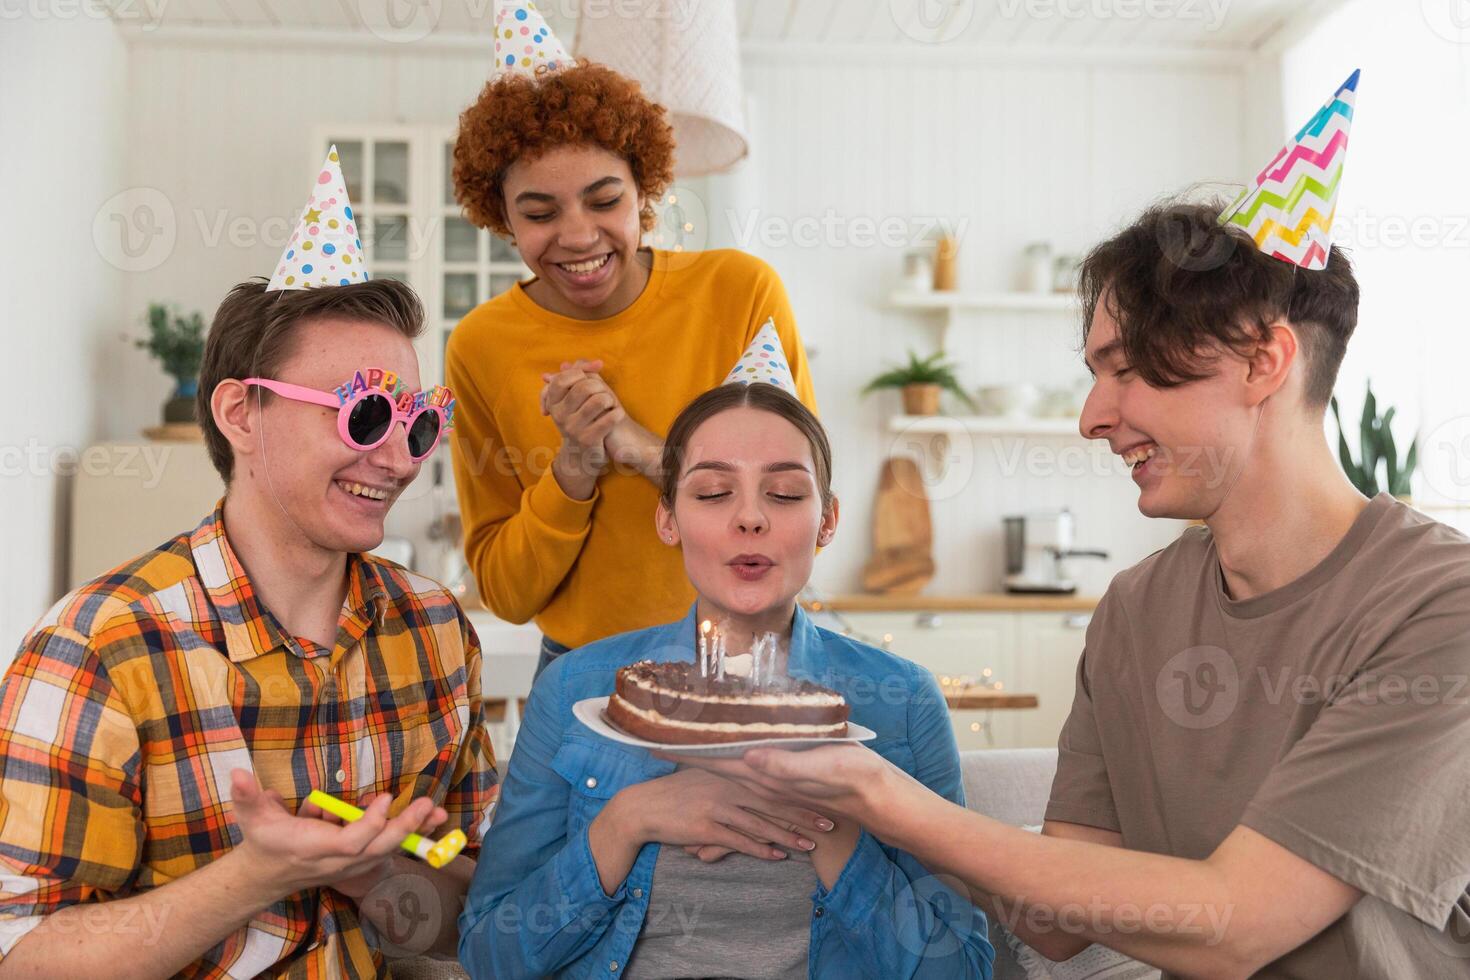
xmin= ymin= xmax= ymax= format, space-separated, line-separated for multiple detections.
xmin=459 ymin=605 xmax=995 ymax=980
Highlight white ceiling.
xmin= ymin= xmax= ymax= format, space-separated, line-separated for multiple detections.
xmin=108 ymin=0 xmax=1322 ymax=52
xmin=738 ymin=0 xmax=1302 ymax=49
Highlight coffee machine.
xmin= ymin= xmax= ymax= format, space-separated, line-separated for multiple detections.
xmin=1002 ymin=510 xmax=1109 ymax=594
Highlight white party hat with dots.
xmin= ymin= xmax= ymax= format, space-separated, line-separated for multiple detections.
xmin=494 ymin=0 xmax=570 ymax=78
xmin=267 ymin=146 xmax=367 ymax=291
xmin=724 ymin=319 xmax=797 ymax=394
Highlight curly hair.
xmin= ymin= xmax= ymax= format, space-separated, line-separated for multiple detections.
xmin=453 ymin=61 xmax=676 ymax=237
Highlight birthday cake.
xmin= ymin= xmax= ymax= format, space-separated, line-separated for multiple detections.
xmin=606 ymin=660 xmax=850 ymax=745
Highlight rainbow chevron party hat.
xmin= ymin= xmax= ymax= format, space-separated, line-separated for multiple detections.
xmin=494 ymin=0 xmax=570 ymax=78
xmin=724 ymin=319 xmax=796 ymax=394
xmin=1218 ymin=69 xmax=1359 ymax=271
xmin=267 ymin=146 xmax=366 ymax=291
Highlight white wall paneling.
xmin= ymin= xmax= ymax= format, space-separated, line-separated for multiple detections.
xmin=88 ymin=27 xmax=1256 ymax=628
xmin=733 ymin=54 xmax=1242 ymax=594
xmin=0 ymin=17 xmax=128 ymax=648
xmin=1281 ymin=0 xmax=1470 ymax=531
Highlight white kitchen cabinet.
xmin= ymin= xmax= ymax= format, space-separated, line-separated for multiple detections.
xmin=70 ymin=442 xmax=224 ymax=589
xmin=838 ymin=611 xmax=1019 ymax=751
xmin=1012 ymin=613 xmax=1090 ymax=749
xmin=830 ymin=608 xmax=1088 ymax=753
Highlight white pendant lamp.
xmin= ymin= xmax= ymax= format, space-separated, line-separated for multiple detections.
xmin=575 ymin=0 xmax=749 ymax=176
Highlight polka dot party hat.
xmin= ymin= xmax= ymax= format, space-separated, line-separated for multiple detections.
xmin=267 ymin=145 xmax=367 ymax=291
xmin=494 ymin=0 xmax=570 ymax=79
xmin=724 ymin=318 xmax=796 ymax=393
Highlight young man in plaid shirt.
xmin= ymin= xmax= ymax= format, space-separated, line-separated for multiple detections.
xmin=0 ymin=278 xmax=499 ymax=977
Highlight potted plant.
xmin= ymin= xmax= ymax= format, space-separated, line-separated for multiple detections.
xmin=862 ymin=349 xmax=977 ymax=416
xmin=135 ymin=303 xmax=207 ymax=425
xmin=1329 ymin=381 xmax=1416 ymax=499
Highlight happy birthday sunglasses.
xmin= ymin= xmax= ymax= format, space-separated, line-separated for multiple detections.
xmin=243 ymin=368 xmax=456 ymax=462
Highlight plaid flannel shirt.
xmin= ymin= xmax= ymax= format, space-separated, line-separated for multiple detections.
xmin=0 ymin=502 xmax=498 ymax=977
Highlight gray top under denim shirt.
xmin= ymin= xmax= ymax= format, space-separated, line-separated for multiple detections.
xmin=458 ymin=603 xmax=995 ymax=980
xmin=622 ymin=844 xmax=814 ymax=979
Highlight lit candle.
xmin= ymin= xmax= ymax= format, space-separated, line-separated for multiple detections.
xmin=699 ymin=620 xmax=711 ymax=678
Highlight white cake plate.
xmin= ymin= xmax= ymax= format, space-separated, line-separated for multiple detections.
xmin=572 ymin=696 xmax=877 ymax=759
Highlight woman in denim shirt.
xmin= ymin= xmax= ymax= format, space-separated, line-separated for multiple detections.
xmin=459 ymin=383 xmax=994 ymax=979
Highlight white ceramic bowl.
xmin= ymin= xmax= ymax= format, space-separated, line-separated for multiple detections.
xmin=975 ymin=383 xmax=1040 ymax=417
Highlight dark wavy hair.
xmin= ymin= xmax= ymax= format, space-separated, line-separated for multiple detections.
xmin=1078 ymin=200 xmax=1359 ymax=407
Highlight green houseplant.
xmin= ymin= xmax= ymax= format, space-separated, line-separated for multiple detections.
xmin=863 ymin=349 xmax=977 ymax=416
xmin=135 ymin=304 xmax=207 ymax=424
xmin=1329 ymin=381 xmax=1416 ymax=498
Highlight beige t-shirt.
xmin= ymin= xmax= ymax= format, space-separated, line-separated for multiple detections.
xmin=1047 ymin=494 xmax=1470 ymax=978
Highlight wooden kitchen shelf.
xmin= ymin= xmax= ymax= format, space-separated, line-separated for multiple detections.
xmin=889 ymin=290 xmax=1077 ymax=313
xmin=804 ymin=593 xmax=1098 ymax=613
xmin=888 ymin=414 xmax=1082 ymax=436
xmin=888 ymin=289 xmax=1078 ymax=346
xmin=944 ymin=688 xmax=1040 ymax=711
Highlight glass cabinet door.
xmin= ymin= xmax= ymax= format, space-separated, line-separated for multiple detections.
xmin=327 ymin=136 xmax=416 ymax=289
xmin=438 ymin=138 xmax=529 ymax=361
xmin=312 ymin=131 xmax=531 ymax=399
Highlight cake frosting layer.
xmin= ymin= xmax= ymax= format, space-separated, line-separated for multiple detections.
xmin=606 ymin=696 xmax=848 ymax=745
xmin=605 ymin=659 xmax=851 ymax=745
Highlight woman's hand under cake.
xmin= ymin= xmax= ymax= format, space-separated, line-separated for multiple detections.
xmin=684 ymin=815 xmax=860 ymax=889
xmin=586 ymin=768 xmax=836 ymax=896
xmin=805 ymin=816 xmax=862 ymax=890
xmin=668 ymin=743 xmax=922 ymax=837
xmin=541 ymin=359 xmax=624 ymax=500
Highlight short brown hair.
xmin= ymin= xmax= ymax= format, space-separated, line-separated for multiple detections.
xmin=660 ymin=384 xmax=833 ymax=508
xmin=1079 ymin=200 xmax=1359 ymax=406
xmin=197 ymin=278 xmax=424 ymax=482
xmin=453 ymin=60 xmax=676 ymax=237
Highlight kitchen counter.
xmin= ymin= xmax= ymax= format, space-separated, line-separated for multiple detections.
xmin=804 ymin=593 xmax=1100 ymax=613
xmin=467 ymin=611 xmax=540 ymax=703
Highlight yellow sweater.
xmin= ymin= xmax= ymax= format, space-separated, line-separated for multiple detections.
xmin=445 ymin=248 xmax=818 ymax=649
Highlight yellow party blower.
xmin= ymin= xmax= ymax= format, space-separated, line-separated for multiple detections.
xmin=306 ymin=790 xmax=467 ymax=869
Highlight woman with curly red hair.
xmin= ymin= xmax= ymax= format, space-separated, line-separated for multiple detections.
xmin=446 ymin=54 xmax=817 ymax=676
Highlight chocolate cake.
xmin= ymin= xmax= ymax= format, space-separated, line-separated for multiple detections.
xmin=606 ymin=660 xmax=850 ymax=745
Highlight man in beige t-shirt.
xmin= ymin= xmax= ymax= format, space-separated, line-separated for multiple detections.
xmin=676 ymin=201 xmax=1470 ymax=978
xmin=1036 ymin=204 xmax=1470 ymax=976
xmin=1049 ymin=490 xmax=1470 ymax=976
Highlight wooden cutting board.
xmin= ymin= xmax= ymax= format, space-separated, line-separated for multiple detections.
xmin=861 ymin=457 xmax=935 ymax=595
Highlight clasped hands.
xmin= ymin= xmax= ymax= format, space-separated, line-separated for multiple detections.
xmin=540 ymin=359 xmax=658 ymax=499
